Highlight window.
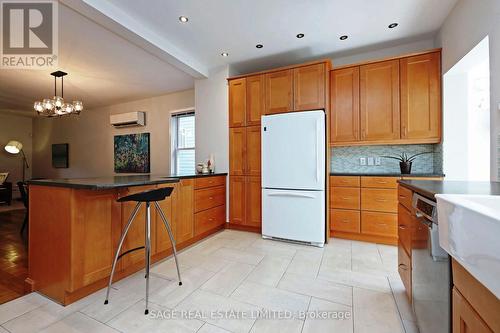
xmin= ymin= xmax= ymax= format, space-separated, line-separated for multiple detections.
xmin=171 ymin=111 xmax=195 ymax=175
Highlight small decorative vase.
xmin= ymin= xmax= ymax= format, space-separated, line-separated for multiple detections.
xmin=400 ymin=162 xmax=412 ymax=174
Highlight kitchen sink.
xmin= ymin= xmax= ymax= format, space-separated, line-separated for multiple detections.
xmin=436 ymin=194 xmax=500 ymax=298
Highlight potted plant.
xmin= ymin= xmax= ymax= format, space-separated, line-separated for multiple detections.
xmin=381 ymin=152 xmax=433 ymax=174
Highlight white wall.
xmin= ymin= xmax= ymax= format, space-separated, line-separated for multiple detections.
xmin=194 ymin=65 xmax=229 ymax=173
xmin=436 ymin=0 xmax=500 ymax=180
xmin=0 ymin=112 xmax=32 ymax=197
xmin=32 ymin=89 xmax=194 ymax=178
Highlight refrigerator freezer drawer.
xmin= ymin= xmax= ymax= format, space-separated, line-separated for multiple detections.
xmin=262 ymin=188 xmax=325 ymax=246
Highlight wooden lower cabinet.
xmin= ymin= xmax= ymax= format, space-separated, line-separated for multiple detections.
xmin=453 ymin=288 xmax=492 ymax=333
xmin=361 ymin=188 xmax=398 ymax=213
xmin=398 ymin=241 xmax=411 ymax=300
xmin=28 ymin=176 xmax=226 ymax=306
xmin=331 ymin=209 xmax=360 ymax=233
xmin=229 ymin=176 xmax=261 ymax=229
xmin=361 ymin=211 xmax=397 ymax=237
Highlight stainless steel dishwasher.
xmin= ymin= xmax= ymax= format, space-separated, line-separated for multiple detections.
xmin=411 ymin=193 xmax=451 ymax=333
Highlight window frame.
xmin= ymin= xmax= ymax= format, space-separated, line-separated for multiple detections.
xmin=170 ymin=109 xmax=195 ymax=175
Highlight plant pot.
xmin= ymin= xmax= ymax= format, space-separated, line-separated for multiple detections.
xmin=400 ymin=162 xmax=412 ymax=174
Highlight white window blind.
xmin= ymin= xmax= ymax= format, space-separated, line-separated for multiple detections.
xmin=171 ymin=112 xmax=195 ymax=175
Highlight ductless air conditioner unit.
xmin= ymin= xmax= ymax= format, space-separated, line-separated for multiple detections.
xmin=110 ymin=111 xmax=146 ymax=128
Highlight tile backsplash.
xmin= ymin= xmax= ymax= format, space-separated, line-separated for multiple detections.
xmin=331 ymin=144 xmax=443 ymax=174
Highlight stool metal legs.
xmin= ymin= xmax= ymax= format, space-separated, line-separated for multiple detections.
xmin=104 ymin=200 xmax=182 ymax=315
xmin=104 ymin=202 xmax=141 ymax=305
xmin=154 ymin=201 xmax=182 ymax=286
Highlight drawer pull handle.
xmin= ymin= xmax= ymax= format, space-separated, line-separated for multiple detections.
xmin=377 ymin=223 xmax=388 ymax=226
xmin=375 ymin=198 xmax=387 ymax=202
xmin=398 ymin=225 xmax=406 ymax=229
xmin=341 ymin=197 xmax=350 ymax=200
xmin=208 ymin=218 xmax=214 ymax=221
xmin=399 ymin=195 xmax=407 ymax=199
xmin=398 ymin=264 xmax=408 ymax=270
xmin=376 ymin=181 xmax=387 ymax=184
xmin=209 ymin=196 xmax=214 ymax=200
xmin=341 ymin=219 xmax=350 ymax=223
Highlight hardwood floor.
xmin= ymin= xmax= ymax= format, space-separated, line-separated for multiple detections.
xmin=0 ymin=207 xmax=28 ymax=304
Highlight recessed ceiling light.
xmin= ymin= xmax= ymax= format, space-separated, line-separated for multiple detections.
xmin=221 ymin=52 xmax=229 ymax=57
xmin=388 ymin=23 xmax=398 ymax=29
xmin=256 ymin=44 xmax=263 ymax=49
xmin=296 ymin=33 xmax=305 ymax=38
xmin=340 ymin=35 xmax=348 ymax=40
xmin=179 ymin=16 xmax=189 ymax=23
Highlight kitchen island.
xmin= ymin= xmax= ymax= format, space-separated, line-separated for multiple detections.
xmin=27 ymin=173 xmax=227 ymax=305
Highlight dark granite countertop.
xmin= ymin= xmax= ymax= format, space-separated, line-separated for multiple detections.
xmin=27 ymin=173 xmax=227 ymax=190
xmin=398 ymin=180 xmax=500 ymax=200
xmin=330 ymin=172 xmax=445 ymax=178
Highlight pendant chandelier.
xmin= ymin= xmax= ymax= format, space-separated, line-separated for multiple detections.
xmin=34 ymin=71 xmax=83 ymax=117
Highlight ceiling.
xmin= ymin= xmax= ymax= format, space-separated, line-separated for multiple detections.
xmin=0 ymin=3 xmax=194 ymax=114
xmin=95 ymin=0 xmax=458 ymax=74
xmin=1 ymin=0 xmax=459 ymax=114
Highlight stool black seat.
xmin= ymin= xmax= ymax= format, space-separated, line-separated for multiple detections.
xmin=104 ymin=186 xmax=182 ymax=315
xmin=117 ymin=187 xmax=174 ymax=203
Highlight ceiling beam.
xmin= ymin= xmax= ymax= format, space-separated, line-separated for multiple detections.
xmin=60 ymin=0 xmax=208 ymax=79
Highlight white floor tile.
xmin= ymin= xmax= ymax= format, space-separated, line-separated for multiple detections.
xmin=353 ymin=287 xmax=404 ymax=333
xmin=148 ymin=266 xmax=215 ymax=308
xmin=201 ymin=262 xmax=255 ymax=296
xmin=176 ymin=289 xmax=259 ymax=333
xmin=245 ymin=256 xmax=290 ymax=287
xmin=231 ymin=281 xmax=310 ymax=313
xmin=402 ymin=319 xmax=419 ymax=333
xmin=39 ymin=312 xmax=119 ymax=333
xmin=197 ymin=323 xmax=233 ymax=333
xmin=212 ymin=247 xmax=264 ymax=265
xmin=249 ymin=239 xmax=297 ymax=259
xmin=250 ymin=317 xmax=303 ymax=333
xmin=0 ymin=326 xmax=9 ymax=333
xmin=80 ymin=288 xmax=143 ymax=323
xmin=150 ymin=258 xmax=190 ymax=280
xmin=318 ymin=265 xmax=391 ymax=293
xmin=108 ymin=301 xmax=203 ymax=333
xmin=389 ymin=276 xmax=416 ymax=323
xmin=0 ymin=293 xmax=49 ymax=325
xmin=285 ymin=249 xmax=323 ymax=278
xmin=278 ymin=273 xmax=352 ymax=306
xmin=302 ymin=297 xmax=353 ymax=333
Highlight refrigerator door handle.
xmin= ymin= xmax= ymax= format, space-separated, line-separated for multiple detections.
xmin=267 ymin=191 xmax=316 ymax=199
xmin=316 ymin=118 xmax=321 ymax=183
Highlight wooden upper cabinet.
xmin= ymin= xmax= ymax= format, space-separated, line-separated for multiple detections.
xmin=229 ymin=176 xmax=246 ymax=225
xmin=246 ymin=75 xmax=264 ymax=125
xmin=330 ymin=67 xmax=360 ymax=143
xmin=400 ymin=52 xmax=441 ymax=141
xmin=265 ymin=69 xmax=293 ymax=114
xmin=246 ymin=126 xmax=261 ymax=176
xmin=229 ymin=127 xmax=246 ymax=175
xmin=294 ymin=63 xmax=326 ymax=111
xmin=229 ymin=78 xmax=246 ymax=127
xmin=360 ymin=60 xmax=400 ymax=141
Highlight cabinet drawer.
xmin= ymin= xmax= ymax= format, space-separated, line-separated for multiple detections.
xmin=398 ymin=241 xmax=411 ymax=301
xmin=361 ymin=176 xmax=399 ymax=189
xmin=361 ymin=211 xmax=397 ymax=237
xmin=330 ymin=176 xmax=360 ymax=187
xmin=195 ymin=176 xmax=226 ymax=189
xmin=398 ymin=185 xmax=413 ymax=210
xmin=194 ymin=186 xmax=225 ymax=212
xmin=194 ymin=205 xmax=226 ymax=236
xmin=361 ymin=188 xmax=398 ymax=213
xmin=331 ymin=187 xmax=360 ymax=210
xmin=331 ymin=209 xmax=360 ymax=233
xmin=398 ymin=204 xmax=412 ymax=255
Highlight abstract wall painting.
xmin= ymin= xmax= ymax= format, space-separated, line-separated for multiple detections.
xmin=114 ymin=133 xmax=150 ymax=173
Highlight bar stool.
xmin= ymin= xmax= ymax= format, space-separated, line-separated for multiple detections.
xmin=104 ymin=187 xmax=182 ymax=315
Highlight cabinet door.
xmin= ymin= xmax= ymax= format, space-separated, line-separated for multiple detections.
xmin=400 ymin=52 xmax=441 ymax=141
xmin=153 ymin=184 xmax=176 ymax=255
xmin=229 ymin=78 xmax=246 ymax=127
xmin=360 ymin=60 xmax=400 ymax=141
xmin=246 ymin=75 xmax=264 ymax=125
xmin=453 ymin=288 xmax=492 ymax=333
xmin=246 ymin=126 xmax=261 ymax=176
xmin=398 ymin=204 xmax=412 ymax=256
xmin=330 ymin=67 xmax=360 ymax=143
xmin=175 ymin=179 xmax=194 ymax=244
xmin=265 ymin=69 xmax=293 ymax=114
xmin=245 ymin=176 xmax=261 ymax=227
xmin=229 ymin=176 xmax=245 ymax=225
xmin=294 ymin=63 xmax=326 ymax=111
xmin=229 ymin=127 xmax=247 ymax=175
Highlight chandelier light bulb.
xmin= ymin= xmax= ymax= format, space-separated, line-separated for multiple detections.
xmin=54 ymin=96 xmax=64 ymax=108
xmin=62 ymin=103 xmax=74 ymax=114
xmin=43 ymin=98 xmax=54 ymax=110
xmin=34 ymin=101 xmax=43 ymax=112
xmin=73 ymin=101 xmax=83 ymax=112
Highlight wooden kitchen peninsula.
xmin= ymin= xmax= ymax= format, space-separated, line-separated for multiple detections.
xmin=27 ymin=174 xmax=227 ymax=305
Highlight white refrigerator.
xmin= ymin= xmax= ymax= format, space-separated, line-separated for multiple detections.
xmin=261 ymin=110 xmax=326 ymax=247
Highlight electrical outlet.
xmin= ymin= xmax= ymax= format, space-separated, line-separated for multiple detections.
xmin=375 ymin=157 xmax=381 ymax=166
xmin=367 ymin=157 xmax=374 ymax=166
xmin=360 ymin=157 xmax=367 ymax=166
